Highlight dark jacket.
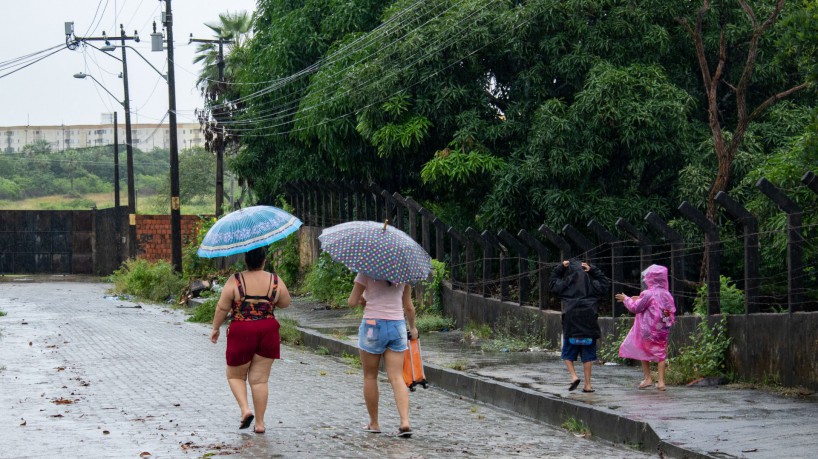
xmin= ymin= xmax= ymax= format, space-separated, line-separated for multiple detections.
xmin=549 ymin=261 xmax=610 ymax=339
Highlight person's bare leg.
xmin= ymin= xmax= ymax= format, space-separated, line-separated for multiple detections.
xmin=657 ymin=360 xmax=666 ymax=390
xmin=360 ymin=349 xmax=382 ymax=431
xmin=226 ymin=362 xmax=252 ymax=424
xmin=248 ymin=354 xmax=274 ymax=433
xmin=639 ymin=360 xmax=653 ymax=387
xmin=384 ymin=349 xmax=410 ymax=430
xmin=564 ymin=360 xmax=579 ymax=383
xmin=582 ymin=361 xmax=593 ymax=391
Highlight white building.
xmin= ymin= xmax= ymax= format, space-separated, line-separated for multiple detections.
xmin=2 ymin=119 xmax=204 ymax=153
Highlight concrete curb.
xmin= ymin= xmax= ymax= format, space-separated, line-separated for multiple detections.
xmin=295 ymin=326 xmax=713 ymax=459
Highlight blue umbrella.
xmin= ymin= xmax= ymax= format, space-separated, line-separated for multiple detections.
xmin=318 ymin=221 xmax=432 ymax=284
xmin=197 ymin=205 xmax=302 ymax=258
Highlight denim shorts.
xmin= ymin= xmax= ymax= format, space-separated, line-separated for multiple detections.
xmin=561 ymin=337 xmax=598 ymax=363
xmin=358 ymin=319 xmax=408 ymax=354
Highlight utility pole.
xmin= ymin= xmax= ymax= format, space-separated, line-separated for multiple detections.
xmin=189 ymin=35 xmax=232 ymax=218
xmin=119 ymin=24 xmax=138 ymax=260
xmin=113 ymin=112 xmax=122 ymax=266
xmin=67 ymin=23 xmax=139 ymax=259
xmin=159 ymin=0 xmax=183 ymax=273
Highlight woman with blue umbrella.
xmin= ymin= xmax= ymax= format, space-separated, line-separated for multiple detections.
xmin=202 ymin=205 xmax=301 ymax=434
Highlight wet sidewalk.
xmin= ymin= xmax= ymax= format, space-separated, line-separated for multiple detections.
xmin=278 ymin=297 xmax=818 ymax=459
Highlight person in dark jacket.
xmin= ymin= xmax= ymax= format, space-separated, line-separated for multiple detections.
xmin=550 ymin=259 xmax=610 ymax=392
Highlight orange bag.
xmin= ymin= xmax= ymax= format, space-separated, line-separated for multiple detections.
xmin=403 ymin=332 xmax=428 ymax=391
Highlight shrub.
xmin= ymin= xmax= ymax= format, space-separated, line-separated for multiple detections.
xmin=182 ymin=216 xmax=218 ymax=281
xmin=279 ymin=317 xmax=302 ymax=345
xmin=303 ymin=252 xmax=355 ymax=307
xmin=693 ymin=275 xmax=745 ymax=315
xmin=418 ymin=259 xmax=447 ymax=316
xmin=110 ymin=258 xmax=187 ymax=303
xmin=268 ymin=231 xmax=301 ymax=290
xmin=416 ymin=313 xmax=454 ymax=332
xmin=667 ymin=316 xmax=732 ymax=385
xmin=598 ymin=318 xmax=631 ymax=364
xmin=187 ymin=297 xmax=218 ymax=323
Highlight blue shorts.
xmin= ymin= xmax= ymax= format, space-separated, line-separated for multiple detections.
xmin=358 ymin=319 xmax=408 ymax=354
xmin=561 ymin=337 xmax=598 ymax=363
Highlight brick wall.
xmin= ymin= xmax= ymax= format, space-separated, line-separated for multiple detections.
xmin=135 ymin=215 xmax=210 ymax=262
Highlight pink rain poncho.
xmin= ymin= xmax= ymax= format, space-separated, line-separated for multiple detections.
xmin=618 ymin=264 xmax=676 ymax=362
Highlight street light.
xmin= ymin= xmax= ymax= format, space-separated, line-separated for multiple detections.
xmin=101 ymin=44 xmax=167 ymax=81
xmin=72 ymin=73 xmax=123 ymax=265
xmin=73 ymin=72 xmax=124 ymax=105
xmin=67 ymin=23 xmax=139 ymax=260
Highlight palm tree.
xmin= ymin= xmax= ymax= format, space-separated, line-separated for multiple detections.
xmin=193 ymin=10 xmax=253 ymax=214
xmin=193 ymin=10 xmax=253 ymax=98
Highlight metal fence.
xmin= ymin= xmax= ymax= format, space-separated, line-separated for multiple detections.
xmin=284 ymin=171 xmax=818 ymax=316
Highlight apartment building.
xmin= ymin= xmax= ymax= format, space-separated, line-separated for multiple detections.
xmin=2 ymin=119 xmax=204 ymax=153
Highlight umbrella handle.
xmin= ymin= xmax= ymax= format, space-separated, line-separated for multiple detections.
xmin=383 ymin=219 xmax=389 ymax=231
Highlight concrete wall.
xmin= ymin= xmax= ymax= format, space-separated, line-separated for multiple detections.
xmin=442 ymin=283 xmax=818 ymax=390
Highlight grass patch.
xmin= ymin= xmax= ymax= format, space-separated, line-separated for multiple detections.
xmin=109 ymin=258 xmax=186 ymax=303
xmin=416 ymin=313 xmax=454 ymax=333
xmin=186 ymin=297 xmax=217 ymax=323
xmin=561 ymin=417 xmax=591 ymax=438
xmin=446 ymin=359 xmax=470 ymax=371
xmin=343 ymin=305 xmax=364 ymax=319
xmin=465 ymin=312 xmax=551 ymax=352
xmin=465 ymin=321 xmax=492 ymax=340
xmin=315 ymin=346 xmax=330 ymax=356
xmin=598 ymin=319 xmax=630 ymax=364
xmin=341 ymin=351 xmax=361 ymax=369
xmin=666 ymin=316 xmax=732 ymax=385
xmin=0 ymin=309 xmax=6 ymax=317
xmin=279 ymin=317 xmax=302 ymax=346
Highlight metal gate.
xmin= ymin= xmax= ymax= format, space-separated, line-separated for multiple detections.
xmin=0 ymin=210 xmax=94 ymax=274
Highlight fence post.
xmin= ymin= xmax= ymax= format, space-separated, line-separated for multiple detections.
xmin=714 ymin=192 xmax=761 ymax=314
xmin=432 ymin=217 xmax=447 ymax=262
xmin=518 ymin=229 xmax=551 ymax=310
xmin=392 ymin=192 xmax=407 ymax=231
xmin=488 ymin=231 xmax=511 ymax=302
xmin=417 ymin=206 xmax=434 ymax=256
xmin=380 ymin=190 xmax=396 ymax=225
xmin=466 ymin=227 xmax=491 ymax=297
xmin=562 ymin=224 xmax=595 ymax=261
xmin=802 ymin=171 xmax=818 ymax=194
xmin=615 ymin=218 xmax=652 ymax=272
xmin=302 ymin=181 xmax=313 ymax=226
xmin=363 ymin=181 xmax=374 ymax=221
xmin=588 ymin=220 xmax=625 ymax=317
xmin=645 ymin=212 xmax=689 ymax=314
xmin=343 ymin=180 xmax=355 ymax=221
xmin=678 ymin=202 xmax=721 ymax=316
xmin=498 ymin=229 xmax=529 ymax=305
xmin=756 ymin=178 xmax=804 ymax=313
xmin=538 ymin=224 xmax=572 ymax=260
xmin=368 ymin=182 xmax=384 ymax=223
xmin=403 ymin=196 xmax=422 ymax=243
xmin=448 ymin=226 xmax=471 ymax=291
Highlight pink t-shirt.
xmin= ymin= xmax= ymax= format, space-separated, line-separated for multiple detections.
xmin=354 ymin=272 xmax=406 ymax=320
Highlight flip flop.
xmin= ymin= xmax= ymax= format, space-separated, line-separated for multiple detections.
xmin=582 ymin=388 xmax=596 ymax=393
xmin=657 ymin=385 xmax=666 ymax=391
xmin=254 ymin=427 xmax=266 ymax=434
xmin=638 ymin=382 xmax=653 ymax=389
xmin=397 ymin=427 xmax=413 ymax=438
xmin=240 ymin=414 xmax=254 ymax=430
xmin=363 ymin=425 xmax=381 ymax=434
xmin=569 ymin=379 xmax=581 ymax=391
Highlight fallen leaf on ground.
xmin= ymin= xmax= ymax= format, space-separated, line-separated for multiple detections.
xmin=53 ymin=398 xmax=74 ymax=405
xmin=741 ymin=448 xmax=758 ymax=453
xmin=50 ymin=414 xmax=63 ymax=418
xmin=139 ymin=453 xmax=151 ymax=458
xmin=20 ymin=420 xmax=26 ymax=426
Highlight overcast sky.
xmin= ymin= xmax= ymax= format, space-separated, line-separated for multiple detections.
xmin=0 ymin=0 xmax=257 ymax=127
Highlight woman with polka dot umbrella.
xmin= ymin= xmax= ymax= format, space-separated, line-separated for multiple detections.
xmin=318 ymin=221 xmax=433 ymax=284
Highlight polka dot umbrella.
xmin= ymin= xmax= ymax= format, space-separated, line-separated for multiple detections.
xmin=197 ymin=205 xmax=302 ymax=258
xmin=318 ymin=221 xmax=433 ymax=285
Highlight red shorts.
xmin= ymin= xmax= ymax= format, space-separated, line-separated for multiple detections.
xmin=225 ymin=318 xmax=281 ymax=366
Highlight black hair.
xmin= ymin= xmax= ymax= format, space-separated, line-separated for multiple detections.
xmin=244 ymin=246 xmax=267 ymax=271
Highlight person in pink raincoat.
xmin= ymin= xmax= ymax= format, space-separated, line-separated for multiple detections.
xmin=615 ymin=264 xmax=676 ymax=391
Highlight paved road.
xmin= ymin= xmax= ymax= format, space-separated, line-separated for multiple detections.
xmin=0 ymin=281 xmax=651 ymax=458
